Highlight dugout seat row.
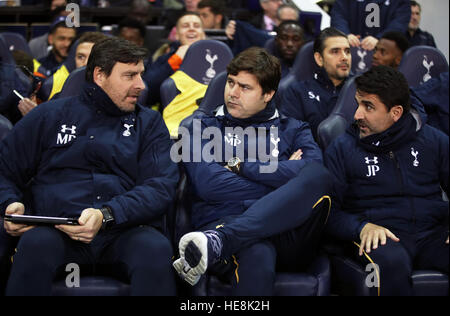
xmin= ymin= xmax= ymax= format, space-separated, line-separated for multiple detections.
xmin=1 ymin=41 xmax=448 ymax=296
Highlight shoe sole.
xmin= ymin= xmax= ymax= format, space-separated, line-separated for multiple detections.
xmin=178 ymin=232 xmax=208 ymax=276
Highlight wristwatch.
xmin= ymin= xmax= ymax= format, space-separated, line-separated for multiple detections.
xmin=99 ymin=206 xmax=115 ymax=230
xmin=227 ymin=157 xmax=241 ymax=174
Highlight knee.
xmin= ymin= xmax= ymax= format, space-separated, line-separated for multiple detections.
xmin=16 ymin=227 xmax=64 ymax=256
xmin=368 ymin=242 xmax=412 ymax=277
xmin=127 ymin=230 xmax=174 ymax=269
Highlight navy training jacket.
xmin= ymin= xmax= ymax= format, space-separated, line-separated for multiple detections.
xmin=182 ymin=104 xmax=323 ymax=229
xmin=0 ymin=82 xmax=179 ymax=228
xmin=331 ymin=0 xmax=411 ymax=38
xmin=277 ymin=69 xmax=348 ymax=141
xmin=324 ymin=109 xmax=449 ymax=241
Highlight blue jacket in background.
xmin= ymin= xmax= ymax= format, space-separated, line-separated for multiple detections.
xmin=182 ymin=104 xmax=323 ymax=229
xmin=331 ymin=0 xmax=411 ymax=38
xmin=277 ymin=68 xmax=349 ymax=141
xmin=142 ymin=42 xmax=180 ymax=107
xmin=0 ymin=82 xmax=179 ymax=229
xmin=406 ymin=28 xmax=437 ymax=48
xmin=324 ymin=109 xmax=449 ymax=241
xmin=229 ymin=20 xmax=273 ymax=56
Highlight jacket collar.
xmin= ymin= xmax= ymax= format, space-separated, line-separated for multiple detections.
xmin=81 ymin=82 xmax=138 ymax=117
xmin=314 ymin=68 xmax=347 ymax=92
xmin=350 ymin=109 xmax=421 ymax=153
xmin=215 ymin=103 xmax=279 ymax=127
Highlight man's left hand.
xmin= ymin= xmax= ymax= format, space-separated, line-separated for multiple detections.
xmin=56 ymin=208 xmax=103 ymax=244
xmin=361 ymin=36 xmax=378 ymax=51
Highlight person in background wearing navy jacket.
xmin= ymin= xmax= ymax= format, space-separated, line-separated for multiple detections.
xmin=406 ymin=1 xmax=436 ymax=48
xmin=277 ymin=27 xmax=352 ymax=142
xmin=172 ymin=47 xmax=332 ymax=294
xmin=331 ymin=0 xmax=411 ymax=51
xmin=324 ymin=66 xmax=448 ymax=296
xmin=0 ymin=38 xmax=179 ymax=296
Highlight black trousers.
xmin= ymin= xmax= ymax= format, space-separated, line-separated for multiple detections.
xmin=349 ymin=227 xmax=449 ymax=296
xmin=5 ymin=225 xmax=176 ymax=296
xmin=202 ymin=162 xmax=333 ymax=295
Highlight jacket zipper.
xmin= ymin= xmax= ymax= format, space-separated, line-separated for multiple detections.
xmin=389 ymin=151 xmax=417 ymax=230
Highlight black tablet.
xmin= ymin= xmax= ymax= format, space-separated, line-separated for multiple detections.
xmin=4 ymin=214 xmax=79 ymax=225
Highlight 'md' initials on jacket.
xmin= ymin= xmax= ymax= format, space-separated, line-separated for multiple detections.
xmin=57 ymin=124 xmax=77 ymax=145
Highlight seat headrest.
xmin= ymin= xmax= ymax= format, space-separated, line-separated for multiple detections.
xmin=58 ymin=66 xmax=86 ymax=98
xmin=290 ymin=41 xmax=317 ymax=82
xmin=399 ymin=46 xmax=449 ymax=87
xmin=180 ymin=40 xmax=233 ymax=85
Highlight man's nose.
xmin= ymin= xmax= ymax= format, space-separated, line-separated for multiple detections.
xmin=354 ymin=105 xmax=364 ymax=121
xmin=229 ymin=85 xmax=240 ymax=98
xmin=135 ymin=75 xmax=146 ymax=91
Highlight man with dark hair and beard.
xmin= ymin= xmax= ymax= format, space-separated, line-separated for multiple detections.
xmin=324 ymin=65 xmax=448 ymax=296
xmin=37 ymin=18 xmax=76 ymax=76
xmin=0 ymin=38 xmax=179 ymax=296
xmin=277 ymin=27 xmax=352 ymax=141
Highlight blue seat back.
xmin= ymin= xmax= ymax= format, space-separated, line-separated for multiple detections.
xmin=264 ymin=37 xmax=276 ymax=55
xmin=0 ymin=32 xmax=32 ymax=56
xmin=278 ymin=41 xmax=316 ymax=91
xmin=160 ymin=40 xmax=233 ymax=108
xmin=275 ymin=41 xmax=317 ymax=107
xmin=0 ymin=36 xmax=15 ymax=64
xmin=316 ymin=76 xmax=357 ymax=150
xmin=399 ymin=45 xmax=449 ymax=88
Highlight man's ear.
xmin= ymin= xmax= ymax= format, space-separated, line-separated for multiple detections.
xmin=93 ymin=66 xmax=105 ymax=87
xmin=394 ymin=55 xmax=402 ymax=68
xmin=264 ymin=90 xmax=276 ymax=103
xmin=215 ymin=14 xmax=223 ymax=28
xmin=390 ymin=105 xmax=404 ymax=122
xmin=314 ymin=52 xmax=323 ymax=67
xmin=48 ymin=33 xmax=54 ymax=45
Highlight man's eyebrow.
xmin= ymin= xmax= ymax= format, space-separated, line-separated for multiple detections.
xmin=122 ymin=71 xmax=140 ymax=75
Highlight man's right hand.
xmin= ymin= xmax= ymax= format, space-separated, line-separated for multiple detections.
xmin=225 ymin=20 xmax=236 ymax=40
xmin=18 ymin=97 xmax=37 ymax=117
xmin=347 ymin=34 xmax=361 ymax=47
xmin=175 ymin=44 xmax=190 ymax=60
xmin=359 ymin=222 xmax=399 ymax=256
xmin=3 ymin=202 xmax=35 ymax=237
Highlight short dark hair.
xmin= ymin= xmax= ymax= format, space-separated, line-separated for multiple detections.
xmin=277 ymin=20 xmax=304 ymax=37
xmin=381 ymin=31 xmax=410 ymax=53
xmin=49 ymin=15 xmax=77 ymax=34
xmin=78 ymin=31 xmax=108 ymax=45
xmin=314 ymin=27 xmax=348 ymax=55
xmin=355 ymin=65 xmax=411 ymax=113
xmin=410 ymin=0 xmax=421 ymax=10
xmin=85 ymin=37 xmax=148 ymax=82
xmin=198 ymin=0 xmax=225 ymax=16
xmin=227 ymin=47 xmax=281 ymax=94
xmin=118 ymin=17 xmax=146 ymax=39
